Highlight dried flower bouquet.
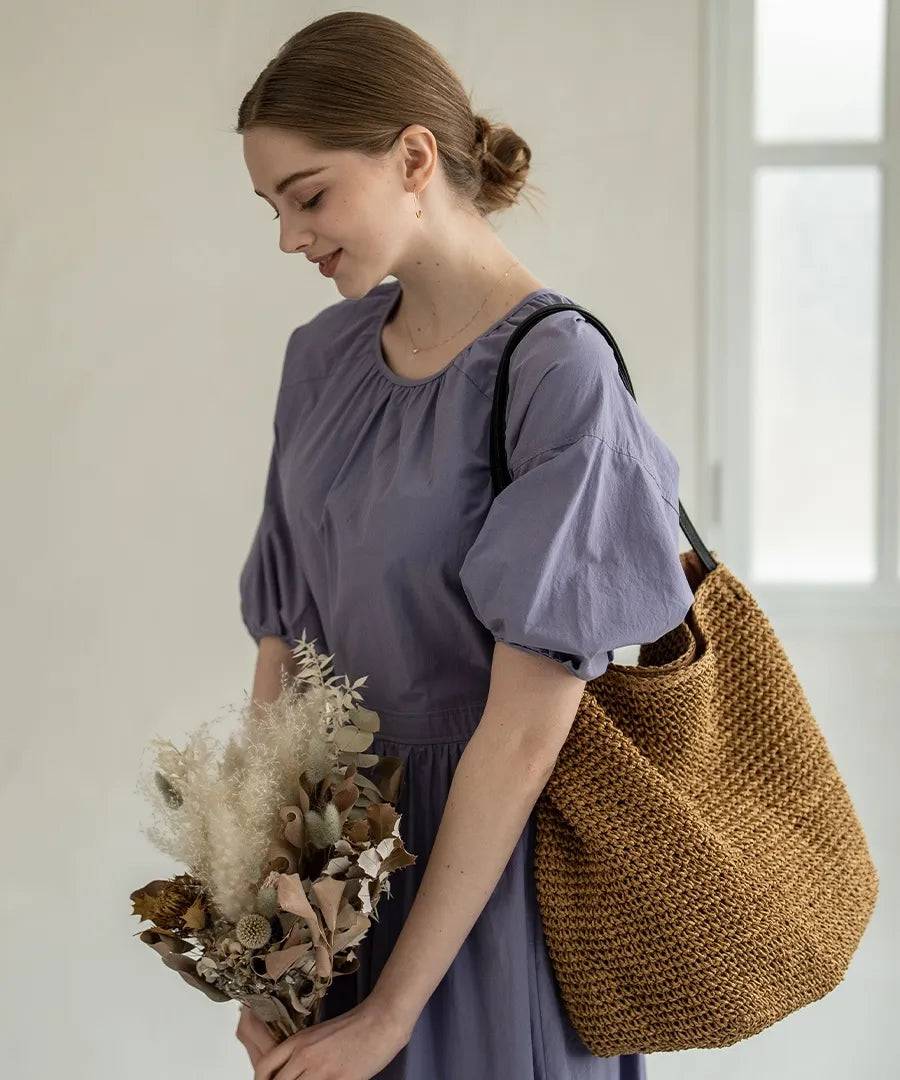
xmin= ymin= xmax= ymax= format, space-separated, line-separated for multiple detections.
xmin=130 ymin=632 xmax=416 ymax=1042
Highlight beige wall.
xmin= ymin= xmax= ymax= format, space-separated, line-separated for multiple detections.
xmin=3 ymin=2 xmax=887 ymax=1078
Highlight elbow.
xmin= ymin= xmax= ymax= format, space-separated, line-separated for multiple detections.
xmin=483 ymin=721 xmax=566 ymax=787
xmin=517 ymin=735 xmax=564 ymax=781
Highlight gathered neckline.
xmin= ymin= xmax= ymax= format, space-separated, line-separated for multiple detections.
xmin=370 ymin=279 xmax=560 ymax=388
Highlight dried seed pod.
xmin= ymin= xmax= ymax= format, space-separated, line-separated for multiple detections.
xmin=235 ymin=913 xmax=272 ymax=950
xmin=255 ymin=886 xmax=279 ymax=920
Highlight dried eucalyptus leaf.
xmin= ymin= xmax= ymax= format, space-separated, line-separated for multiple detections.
xmin=347 ymin=707 xmax=381 ymax=734
xmin=333 ymin=726 xmax=373 ymax=753
xmin=353 ymin=753 xmax=380 ymax=768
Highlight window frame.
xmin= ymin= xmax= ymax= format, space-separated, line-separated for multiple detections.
xmin=702 ymin=0 xmax=900 ymax=630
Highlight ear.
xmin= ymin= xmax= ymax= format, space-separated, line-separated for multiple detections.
xmin=396 ymin=124 xmax=438 ymax=192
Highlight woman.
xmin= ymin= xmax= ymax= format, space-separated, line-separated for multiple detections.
xmin=234 ymin=11 xmax=694 ymax=1080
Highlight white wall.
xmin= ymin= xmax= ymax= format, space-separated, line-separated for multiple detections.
xmin=0 ymin=1 xmax=891 ymax=1077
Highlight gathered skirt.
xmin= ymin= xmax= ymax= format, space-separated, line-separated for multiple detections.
xmin=318 ymin=704 xmax=646 ymax=1080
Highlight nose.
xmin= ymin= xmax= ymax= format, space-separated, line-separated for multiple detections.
xmin=279 ymin=224 xmax=314 ymax=256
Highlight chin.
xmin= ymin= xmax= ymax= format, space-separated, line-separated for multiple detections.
xmin=334 ymin=272 xmax=384 ymax=301
xmin=335 ymin=282 xmax=368 ymax=300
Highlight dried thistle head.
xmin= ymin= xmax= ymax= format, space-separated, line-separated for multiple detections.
xmin=235 ymin=913 xmax=272 ymax=950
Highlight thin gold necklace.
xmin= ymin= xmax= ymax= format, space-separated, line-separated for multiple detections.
xmin=401 ymin=259 xmax=521 ymax=355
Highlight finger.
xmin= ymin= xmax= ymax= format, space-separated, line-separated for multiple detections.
xmin=236 ymin=1022 xmax=267 ymax=1070
xmin=244 ymin=1041 xmax=265 ymax=1069
xmin=236 ymin=1024 xmax=266 ymax=1063
xmin=237 ymin=1006 xmax=274 ymax=1059
xmin=253 ymin=1017 xmax=281 ymax=1051
xmin=253 ymin=1034 xmax=297 ymax=1080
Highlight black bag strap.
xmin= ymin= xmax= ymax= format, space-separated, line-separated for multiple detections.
xmin=489 ymin=303 xmax=718 ymax=573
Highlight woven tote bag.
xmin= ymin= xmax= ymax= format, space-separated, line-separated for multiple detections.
xmin=488 ymin=302 xmax=880 ymax=1057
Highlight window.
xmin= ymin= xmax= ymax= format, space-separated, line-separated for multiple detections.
xmin=704 ymin=0 xmax=899 ymax=627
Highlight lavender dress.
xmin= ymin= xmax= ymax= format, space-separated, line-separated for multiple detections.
xmin=239 ymin=279 xmax=694 ymax=1079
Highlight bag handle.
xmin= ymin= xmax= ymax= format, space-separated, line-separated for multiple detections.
xmin=489 ymin=303 xmax=718 ymax=574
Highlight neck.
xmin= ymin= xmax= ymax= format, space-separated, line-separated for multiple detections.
xmin=387 ymin=216 xmax=527 ymax=347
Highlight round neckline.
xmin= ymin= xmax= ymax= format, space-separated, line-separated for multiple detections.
xmin=371 ymin=280 xmax=559 ymax=387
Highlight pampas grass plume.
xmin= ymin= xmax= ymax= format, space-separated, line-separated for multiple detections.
xmin=136 ymin=633 xmax=370 ymax=924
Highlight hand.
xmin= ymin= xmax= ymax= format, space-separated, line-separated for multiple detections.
xmin=252 ymin=995 xmax=410 ymax=1080
xmin=236 ymin=1004 xmax=280 ymax=1068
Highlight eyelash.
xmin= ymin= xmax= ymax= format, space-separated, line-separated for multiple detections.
xmin=271 ymin=191 xmax=324 ymax=220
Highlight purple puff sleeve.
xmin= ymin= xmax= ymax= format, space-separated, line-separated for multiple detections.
xmin=458 ymin=310 xmax=694 ymax=682
xmin=239 ymin=323 xmax=329 ymax=654
xmin=239 ymin=427 xmax=298 ymax=648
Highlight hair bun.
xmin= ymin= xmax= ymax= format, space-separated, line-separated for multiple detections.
xmin=473 ymin=115 xmax=491 ymax=162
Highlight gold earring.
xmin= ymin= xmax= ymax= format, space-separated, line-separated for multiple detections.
xmin=414 ymin=191 xmax=422 ymax=219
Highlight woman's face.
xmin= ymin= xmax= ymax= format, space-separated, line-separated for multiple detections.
xmin=243 ymin=125 xmax=417 ymax=298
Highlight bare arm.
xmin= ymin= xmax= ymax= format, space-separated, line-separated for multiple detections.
xmin=249 ymin=635 xmax=300 ymax=721
xmin=366 ymin=640 xmax=588 ymax=1037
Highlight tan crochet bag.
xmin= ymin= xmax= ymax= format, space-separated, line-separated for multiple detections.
xmin=489 ymin=303 xmax=880 ymax=1057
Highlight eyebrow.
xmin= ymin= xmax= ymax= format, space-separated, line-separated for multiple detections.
xmin=254 ymin=167 xmax=327 ymax=198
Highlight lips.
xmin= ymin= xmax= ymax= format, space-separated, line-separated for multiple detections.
xmin=317 ymin=248 xmax=344 ymax=278
xmin=310 ymin=248 xmax=341 ymax=264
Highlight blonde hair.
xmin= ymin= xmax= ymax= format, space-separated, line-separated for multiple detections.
xmin=235 ymin=10 xmax=543 ymax=218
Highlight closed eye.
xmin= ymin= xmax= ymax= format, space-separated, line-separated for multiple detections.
xmin=271 ymin=190 xmax=324 ymax=220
